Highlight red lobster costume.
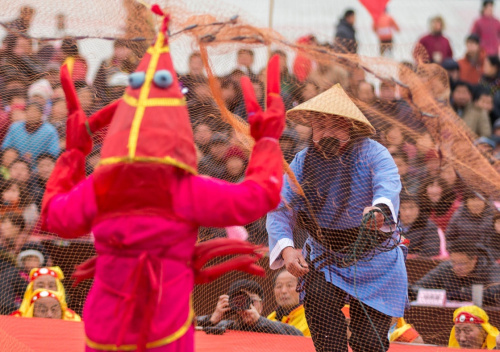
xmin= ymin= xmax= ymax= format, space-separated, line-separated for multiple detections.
xmin=41 ymin=5 xmax=285 ymax=351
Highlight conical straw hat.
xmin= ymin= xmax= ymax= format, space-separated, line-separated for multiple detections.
xmin=287 ymin=83 xmax=375 ymax=136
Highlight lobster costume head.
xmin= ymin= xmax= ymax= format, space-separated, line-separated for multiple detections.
xmin=99 ymin=8 xmax=197 ymax=174
xmin=93 ymin=6 xmax=197 ymax=218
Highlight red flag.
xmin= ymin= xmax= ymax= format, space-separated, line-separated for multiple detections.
xmin=359 ymin=0 xmax=390 ymax=22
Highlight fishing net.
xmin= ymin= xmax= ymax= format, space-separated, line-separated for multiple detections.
xmin=0 ymin=0 xmax=500 ymax=350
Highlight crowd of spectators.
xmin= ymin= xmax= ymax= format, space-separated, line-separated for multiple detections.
xmin=1 ymin=2 xmax=500 ymax=347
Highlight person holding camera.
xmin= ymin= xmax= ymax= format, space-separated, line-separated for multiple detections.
xmin=196 ymin=279 xmax=303 ymax=336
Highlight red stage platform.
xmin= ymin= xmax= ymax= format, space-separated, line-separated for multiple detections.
xmin=0 ymin=316 xmax=483 ymax=351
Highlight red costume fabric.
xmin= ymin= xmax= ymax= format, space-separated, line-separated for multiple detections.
xmin=41 ymin=6 xmax=285 ymax=352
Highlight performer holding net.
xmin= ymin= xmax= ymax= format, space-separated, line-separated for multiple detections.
xmin=267 ymin=84 xmax=408 ymax=352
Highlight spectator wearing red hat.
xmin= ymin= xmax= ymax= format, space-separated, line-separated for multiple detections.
xmin=471 ymin=0 xmax=500 ymax=57
xmin=458 ymin=34 xmax=486 ymax=85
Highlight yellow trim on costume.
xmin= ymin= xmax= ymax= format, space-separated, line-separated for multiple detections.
xmin=128 ymin=32 xmax=166 ymax=158
xmin=63 ymin=57 xmax=75 ymax=76
xmin=98 ymin=155 xmax=197 ymax=175
xmin=85 ymin=306 xmax=194 ymax=351
xmin=147 ymin=46 xmax=170 ymax=54
xmin=122 ymin=93 xmax=186 ymax=108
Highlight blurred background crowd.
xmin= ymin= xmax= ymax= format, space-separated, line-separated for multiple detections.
xmin=0 ymin=1 xmax=500 ymax=347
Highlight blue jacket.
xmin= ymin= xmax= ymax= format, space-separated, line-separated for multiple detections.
xmin=2 ymin=121 xmax=60 ymax=161
xmin=267 ymin=139 xmax=408 ymax=317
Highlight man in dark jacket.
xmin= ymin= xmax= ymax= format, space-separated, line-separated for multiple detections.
xmin=410 ymin=241 xmax=500 ymax=305
xmin=334 ymin=9 xmax=357 ymax=53
xmin=196 ymin=279 xmax=303 ymax=336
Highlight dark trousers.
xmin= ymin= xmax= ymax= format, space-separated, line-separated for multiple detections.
xmin=303 ymin=270 xmax=392 ymax=352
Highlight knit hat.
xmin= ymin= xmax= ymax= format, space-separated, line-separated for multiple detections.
xmin=449 ymin=305 xmax=499 ymax=349
xmin=16 ymin=242 xmax=48 ymax=268
xmin=107 ymin=71 xmax=129 ymax=87
xmin=28 ymin=79 xmax=53 ymax=101
xmin=466 ymin=34 xmax=480 ymax=44
xmin=441 ymin=59 xmax=459 ymax=71
xmin=286 ymin=83 xmax=375 ymax=137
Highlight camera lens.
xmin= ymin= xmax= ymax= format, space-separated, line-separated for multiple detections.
xmin=229 ymin=291 xmax=252 ymax=311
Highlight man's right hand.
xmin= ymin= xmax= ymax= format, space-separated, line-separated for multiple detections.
xmin=210 ymin=294 xmax=230 ymax=325
xmin=282 ymin=247 xmax=309 ymax=277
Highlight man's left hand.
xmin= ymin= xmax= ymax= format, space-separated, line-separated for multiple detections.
xmin=363 ymin=206 xmax=384 ymax=230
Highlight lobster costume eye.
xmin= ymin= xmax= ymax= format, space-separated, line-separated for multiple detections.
xmin=153 ymin=70 xmax=173 ymax=88
xmin=129 ymin=72 xmax=146 ymax=89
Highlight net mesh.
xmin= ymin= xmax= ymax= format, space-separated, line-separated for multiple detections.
xmin=1 ymin=0 xmax=500 ymax=350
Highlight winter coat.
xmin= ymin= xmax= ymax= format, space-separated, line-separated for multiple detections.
xmin=415 ymin=33 xmax=453 ymax=64
xmin=334 ymin=19 xmax=357 ymax=53
xmin=446 ymin=205 xmax=495 ymax=247
xmin=411 ymin=248 xmax=500 ymax=305
xmin=458 ymin=51 xmax=486 ymax=85
xmin=405 ymin=219 xmax=441 ymax=257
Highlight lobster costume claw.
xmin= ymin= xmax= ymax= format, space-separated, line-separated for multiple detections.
xmin=240 ymin=54 xmax=285 ymax=141
xmin=60 ymin=64 xmax=93 ymax=156
xmin=193 ymin=238 xmax=266 ymax=284
xmin=71 ymin=239 xmax=267 ymax=287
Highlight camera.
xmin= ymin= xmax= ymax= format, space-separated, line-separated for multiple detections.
xmin=228 ymin=290 xmax=252 ymax=312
